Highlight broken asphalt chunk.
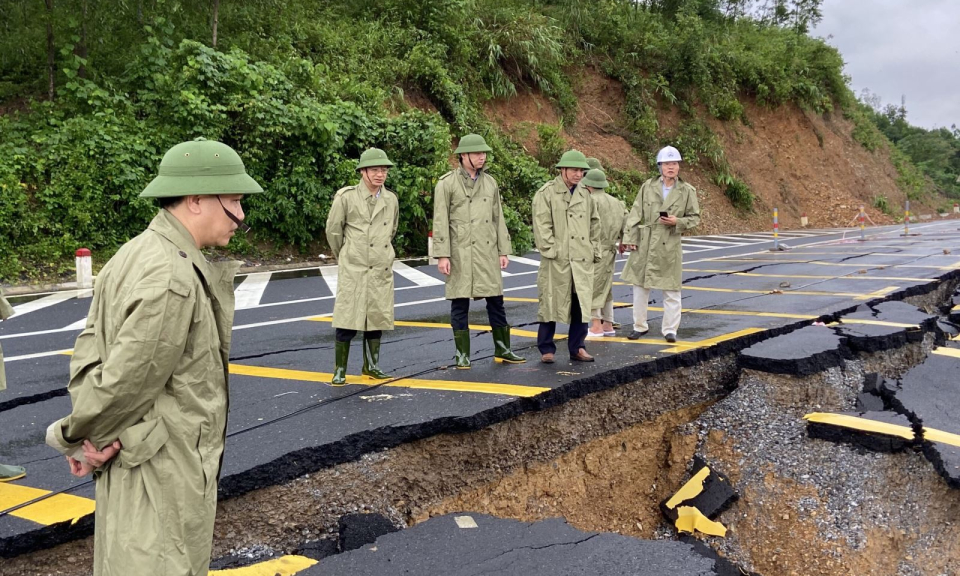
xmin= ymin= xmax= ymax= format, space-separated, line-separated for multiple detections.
xmin=804 ymin=411 xmax=916 ymax=453
xmin=661 ymin=456 xmax=737 ymax=537
xmin=739 ymin=325 xmax=846 ymax=376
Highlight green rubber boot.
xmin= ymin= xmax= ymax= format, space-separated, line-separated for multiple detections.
xmin=362 ymin=338 xmax=391 ymax=379
xmin=492 ymin=325 xmax=526 ymax=364
xmin=331 ymin=340 xmax=350 ymax=386
xmin=453 ymin=330 xmax=471 ymax=369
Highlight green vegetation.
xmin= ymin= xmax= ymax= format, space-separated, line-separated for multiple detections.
xmin=0 ymin=0 xmax=943 ymax=281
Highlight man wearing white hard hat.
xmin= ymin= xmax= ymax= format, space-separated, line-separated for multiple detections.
xmin=620 ymin=146 xmax=700 ymax=343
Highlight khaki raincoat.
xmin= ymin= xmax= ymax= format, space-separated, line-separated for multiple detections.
xmin=0 ymin=291 xmax=13 ymax=390
xmin=46 ymin=209 xmax=239 ymax=576
xmin=590 ymin=191 xmax=627 ymax=310
xmin=533 ymin=176 xmax=602 ymax=323
xmin=326 ymin=181 xmax=399 ymax=331
xmin=432 ymin=168 xmax=512 ymax=299
xmin=621 ymin=176 xmax=701 ymax=291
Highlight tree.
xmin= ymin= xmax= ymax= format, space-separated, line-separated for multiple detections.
xmin=44 ymin=0 xmax=55 ymax=100
xmin=211 ymin=0 xmax=219 ymax=48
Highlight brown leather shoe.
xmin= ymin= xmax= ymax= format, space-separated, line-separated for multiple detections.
xmin=571 ymin=348 xmax=594 ymax=362
xmin=541 ymin=353 xmax=555 ymax=364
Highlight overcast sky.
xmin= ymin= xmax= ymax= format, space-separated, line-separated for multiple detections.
xmin=811 ymin=0 xmax=960 ymax=130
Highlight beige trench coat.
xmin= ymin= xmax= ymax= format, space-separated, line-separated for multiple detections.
xmin=532 ymin=176 xmax=602 ymax=323
xmin=46 ymin=209 xmax=238 ymax=576
xmin=432 ymin=168 xmax=512 ymax=299
xmin=326 ymin=181 xmax=399 ymax=331
xmin=590 ymin=190 xmax=627 ymax=310
xmin=621 ymin=176 xmax=700 ymax=291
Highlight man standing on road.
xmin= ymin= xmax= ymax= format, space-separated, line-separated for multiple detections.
xmin=45 ymin=138 xmax=262 ymax=576
xmin=532 ymin=149 xmax=601 ymax=363
xmin=0 ymin=290 xmax=26 ymax=482
xmin=581 ymin=169 xmax=627 ymax=339
xmin=432 ymin=133 xmax=526 ymax=368
xmin=326 ymin=148 xmax=400 ymax=385
xmin=621 ymin=146 xmax=700 ymax=343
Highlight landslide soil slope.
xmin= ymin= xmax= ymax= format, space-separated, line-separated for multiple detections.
xmin=478 ymin=68 xmax=942 ymax=235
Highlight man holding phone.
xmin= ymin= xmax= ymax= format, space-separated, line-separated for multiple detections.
xmin=620 ymin=146 xmax=700 ymax=343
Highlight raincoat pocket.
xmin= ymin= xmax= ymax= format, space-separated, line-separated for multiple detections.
xmin=116 ymin=417 xmax=169 ymax=469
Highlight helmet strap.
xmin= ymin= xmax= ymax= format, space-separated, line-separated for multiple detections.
xmin=217 ymin=196 xmax=250 ymax=233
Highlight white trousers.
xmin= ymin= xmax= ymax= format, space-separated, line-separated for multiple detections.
xmin=632 ymin=286 xmax=682 ymax=336
xmin=590 ymin=300 xmax=614 ymax=323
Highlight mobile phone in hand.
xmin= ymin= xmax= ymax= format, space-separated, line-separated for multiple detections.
xmin=659 ymin=211 xmax=668 ymax=219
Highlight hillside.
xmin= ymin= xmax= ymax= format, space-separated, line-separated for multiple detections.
xmin=481 ymin=68 xmax=941 ymax=235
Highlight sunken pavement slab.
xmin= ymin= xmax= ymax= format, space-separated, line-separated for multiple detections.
xmin=300 ymin=513 xmax=732 ymax=576
xmin=739 ymin=325 xmax=847 ymax=376
xmin=881 ymin=348 xmax=960 ymax=488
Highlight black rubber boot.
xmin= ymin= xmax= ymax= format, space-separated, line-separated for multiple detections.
xmin=492 ymin=326 xmax=526 ymax=364
xmin=362 ymin=338 xmax=391 ymax=379
xmin=453 ymin=330 xmax=471 ymax=369
xmin=331 ymin=340 xmax=350 ymax=386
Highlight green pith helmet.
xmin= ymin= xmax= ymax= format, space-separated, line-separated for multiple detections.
xmin=582 ymin=168 xmax=609 ymax=189
xmin=356 ymin=148 xmax=395 ymax=171
xmin=555 ymin=149 xmax=591 ymax=170
xmin=586 ymin=157 xmax=603 ymax=170
xmin=140 ymin=138 xmax=264 ymax=198
xmin=454 ymin=133 xmax=493 ymax=154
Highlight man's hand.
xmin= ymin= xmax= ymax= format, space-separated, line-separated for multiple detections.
xmin=660 ymin=215 xmax=678 ymax=226
xmin=438 ymin=257 xmax=451 ymax=275
xmin=67 ymin=456 xmax=94 ymax=477
xmin=82 ymin=440 xmax=121 ymax=469
xmin=623 ymin=244 xmax=637 ymax=252
xmin=500 ymin=255 xmax=509 ymax=269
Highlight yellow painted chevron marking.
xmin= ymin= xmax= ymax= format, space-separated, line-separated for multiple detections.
xmin=804 ymin=412 xmax=960 ymax=448
xmin=682 ymin=269 xmax=932 ymax=282
xmin=0 ymin=483 xmax=95 ymax=526
xmin=932 ymin=347 xmax=960 ymax=360
xmin=229 ymin=364 xmax=549 ymax=398
xmin=208 ymin=555 xmax=318 ymax=576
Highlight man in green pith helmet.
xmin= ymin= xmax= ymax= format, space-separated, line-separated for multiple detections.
xmin=532 ymin=149 xmax=601 ymax=364
xmin=0 ymin=289 xmax=26 ymax=482
xmin=621 ymin=145 xmax=700 ymax=343
xmin=325 ymin=148 xmax=400 ymax=385
xmin=586 ymin=157 xmax=603 ymax=171
xmin=580 ymin=168 xmax=627 ymax=339
xmin=432 ymin=133 xmax=526 ymax=369
xmin=45 ymin=137 xmax=262 ymax=576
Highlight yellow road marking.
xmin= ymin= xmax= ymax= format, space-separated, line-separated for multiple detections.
xmin=805 ymin=412 xmax=960 ymax=448
xmin=613 ymin=282 xmax=863 ymax=298
xmin=665 ymin=467 xmax=710 ymax=509
xmin=705 ymin=258 xmax=947 ymax=269
xmin=304 ymin=317 xmax=555 ymax=340
xmin=229 ymin=364 xmax=550 ymax=397
xmin=836 ymin=319 xmax=919 ymax=329
xmin=0 ymin=483 xmax=95 ymax=526
xmin=932 ymin=347 xmax=960 ymax=360
xmin=854 ymin=286 xmax=900 ymax=301
xmin=682 ymin=269 xmax=932 ymax=282
xmin=772 ymin=251 xmax=935 ymax=257
xmin=503 ymin=297 xmax=817 ymax=320
xmin=804 ymin=413 xmax=914 ymax=440
xmin=208 ymin=555 xmax=317 ymax=576
xmin=661 ymin=328 xmax=766 ymax=353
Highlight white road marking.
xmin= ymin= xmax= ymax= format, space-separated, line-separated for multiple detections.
xmin=508 ymin=255 xmax=543 ymax=267
xmin=393 ymin=261 xmax=445 ymax=287
xmin=234 ymin=272 xmax=272 ymax=310
xmin=11 ymin=291 xmax=89 ymax=317
xmin=319 ymin=265 xmax=339 ymax=296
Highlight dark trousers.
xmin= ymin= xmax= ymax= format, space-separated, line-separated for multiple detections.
xmin=335 ymin=328 xmax=383 ymax=343
xmin=537 ymin=291 xmax=588 ymax=356
xmin=450 ymin=295 xmax=508 ymax=331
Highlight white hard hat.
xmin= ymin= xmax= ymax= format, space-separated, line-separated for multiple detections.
xmin=656 ymin=146 xmax=682 ymax=163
